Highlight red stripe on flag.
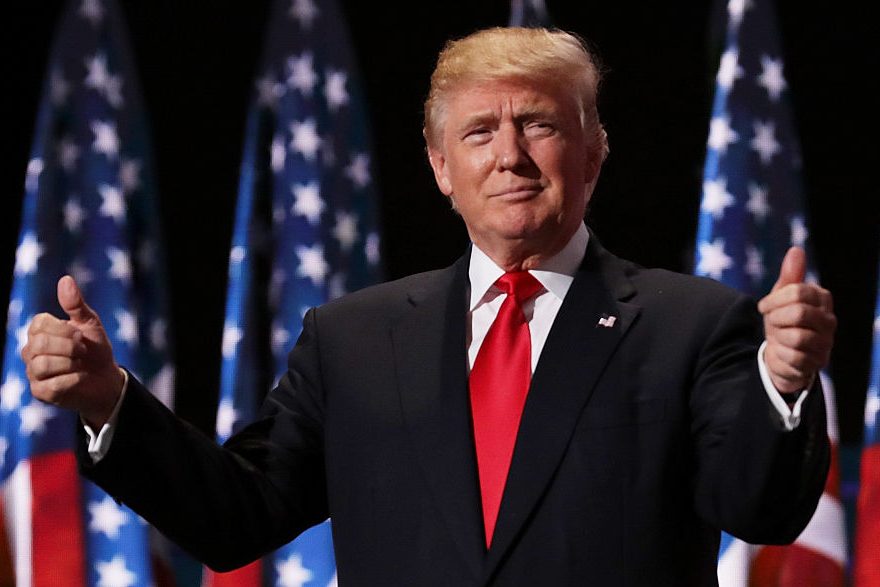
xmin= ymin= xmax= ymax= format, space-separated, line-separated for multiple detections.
xmin=856 ymin=445 xmax=880 ymax=587
xmin=750 ymin=543 xmax=845 ymax=587
xmin=825 ymin=439 xmax=841 ymax=499
xmin=202 ymin=560 xmax=262 ymax=587
xmin=31 ymin=451 xmax=87 ymax=587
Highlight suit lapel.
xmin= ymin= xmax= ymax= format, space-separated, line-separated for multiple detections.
xmin=482 ymin=237 xmax=642 ymax=581
xmin=391 ymin=254 xmax=485 ymax=577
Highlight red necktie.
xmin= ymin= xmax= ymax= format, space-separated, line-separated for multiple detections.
xmin=470 ymin=271 xmax=543 ymax=547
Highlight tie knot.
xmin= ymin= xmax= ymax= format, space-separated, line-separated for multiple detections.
xmin=496 ymin=271 xmax=543 ymax=303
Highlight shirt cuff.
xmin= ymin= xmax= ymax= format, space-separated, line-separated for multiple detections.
xmin=757 ymin=341 xmax=809 ymax=431
xmin=82 ymin=369 xmax=128 ymax=463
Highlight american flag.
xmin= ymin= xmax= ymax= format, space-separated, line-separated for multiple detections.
xmin=0 ymin=0 xmax=175 ymax=586
xmin=854 ymin=275 xmax=880 ymax=585
xmin=508 ymin=0 xmax=550 ymax=27
xmin=203 ymin=0 xmax=381 ymax=585
xmin=694 ymin=0 xmax=847 ymax=585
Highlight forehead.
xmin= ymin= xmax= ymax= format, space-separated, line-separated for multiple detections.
xmin=444 ymin=78 xmax=576 ymax=121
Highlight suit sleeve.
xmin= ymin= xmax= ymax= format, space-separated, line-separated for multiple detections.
xmin=77 ymin=308 xmax=329 ymax=571
xmin=689 ymin=293 xmax=830 ymax=544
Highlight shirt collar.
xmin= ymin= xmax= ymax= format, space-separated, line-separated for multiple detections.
xmin=468 ymin=222 xmax=589 ymax=311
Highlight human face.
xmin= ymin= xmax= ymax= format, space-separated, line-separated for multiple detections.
xmin=427 ymin=78 xmax=600 ymax=268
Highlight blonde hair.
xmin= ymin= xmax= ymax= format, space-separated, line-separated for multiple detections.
xmin=424 ymin=27 xmax=608 ymax=159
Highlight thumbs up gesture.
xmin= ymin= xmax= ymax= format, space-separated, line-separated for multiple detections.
xmin=21 ymin=275 xmax=125 ymax=427
xmin=757 ymin=247 xmax=836 ymax=394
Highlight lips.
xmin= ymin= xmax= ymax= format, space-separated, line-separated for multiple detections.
xmin=491 ymin=185 xmax=543 ymax=198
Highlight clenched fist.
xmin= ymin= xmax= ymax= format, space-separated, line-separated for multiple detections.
xmin=758 ymin=247 xmax=836 ymax=394
xmin=21 ymin=275 xmax=124 ymax=428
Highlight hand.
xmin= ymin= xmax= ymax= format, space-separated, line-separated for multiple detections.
xmin=757 ymin=247 xmax=836 ymax=394
xmin=21 ymin=275 xmax=125 ymax=427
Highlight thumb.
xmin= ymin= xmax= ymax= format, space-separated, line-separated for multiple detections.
xmin=772 ymin=247 xmax=807 ymax=292
xmin=57 ymin=275 xmax=99 ymax=325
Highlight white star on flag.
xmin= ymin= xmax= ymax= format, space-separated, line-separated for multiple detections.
xmin=107 ymin=247 xmax=132 ymax=282
xmin=222 ymin=323 xmax=243 ymax=359
xmin=697 ymin=239 xmax=733 ymax=280
xmin=287 ymin=52 xmax=318 ymax=95
xmin=292 ymin=181 xmax=325 ymax=224
xmin=727 ymin=0 xmax=751 ymax=25
xmin=79 ymin=0 xmax=104 ymax=26
xmin=289 ymin=0 xmax=319 ymax=30
xmin=790 ymin=216 xmax=808 ymax=247
xmin=1 ymin=374 xmax=25 ymax=412
xmin=866 ymin=391 xmax=880 ymax=428
xmin=85 ymin=53 xmax=110 ymax=91
xmin=272 ymin=322 xmax=291 ymax=353
xmin=716 ymin=49 xmax=743 ymax=90
xmin=290 ymin=119 xmax=322 ymax=161
xmin=750 ymin=120 xmax=781 ymax=164
xmin=296 ymin=244 xmax=329 ymax=285
xmin=15 ymin=321 xmax=30 ymax=353
xmin=701 ymin=177 xmax=735 ymax=218
xmin=229 ymin=246 xmax=246 ymax=265
xmin=19 ymin=402 xmax=55 ymax=436
xmin=746 ymin=183 xmax=770 ymax=220
xmin=276 ymin=552 xmax=314 ymax=587
xmin=324 ymin=69 xmax=349 ymax=111
xmin=365 ymin=232 xmax=381 ymax=266
xmin=92 ymin=120 xmax=119 ymax=158
xmin=25 ymin=158 xmax=44 ymax=193
xmin=271 ymin=135 xmax=287 ymax=172
xmin=256 ymin=74 xmax=284 ymax=109
xmin=115 ymin=309 xmax=138 ymax=346
xmin=215 ymin=398 xmax=239 ymax=441
xmin=58 ymin=138 xmax=80 ymax=171
xmin=745 ymin=245 xmax=765 ymax=283
xmin=757 ymin=55 xmax=787 ymax=101
xmin=119 ymin=158 xmax=142 ymax=194
xmin=69 ymin=259 xmax=95 ymax=287
xmin=95 ymin=555 xmax=137 ymax=587
xmin=99 ymin=184 xmax=126 ymax=222
xmin=14 ymin=232 xmax=44 ymax=276
xmin=333 ymin=211 xmax=359 ymax=251
xmin=707 ymin=115 xmax=739 ymax=153
xmin=88 ymin=496 xmax=130 ymax=539
xmin=345 ymin=153 xmax=371 ymax=189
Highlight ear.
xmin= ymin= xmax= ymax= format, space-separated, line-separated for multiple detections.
xmin=427 ymin=146 xmax=454 ymax=196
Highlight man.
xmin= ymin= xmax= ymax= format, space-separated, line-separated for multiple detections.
xmin=23 ymin=27 xmax=834 ymax=585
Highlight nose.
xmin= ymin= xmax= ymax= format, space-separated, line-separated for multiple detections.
xmin=494 ymin=125 xmax=529 ymax=171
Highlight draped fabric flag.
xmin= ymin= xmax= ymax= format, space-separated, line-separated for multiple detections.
xmin=694 ymin=1 xmax=847 ymax=585
xmin=508 ymin=0 xmax=550 ymax=27
xmin=855 ymin=272 xmax=880 ymax=585
xmin=203 ymin=0 xmax=381 ymax=585
xmin=0 ymin=1 xmax=175 ymax=586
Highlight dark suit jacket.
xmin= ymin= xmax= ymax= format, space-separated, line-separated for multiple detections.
xmin=78 ymin=236 xmax=829 ymax=586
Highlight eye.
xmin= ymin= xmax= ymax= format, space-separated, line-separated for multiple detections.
xmin=462 ymin=127 xmax=492 ymax=145
xmin=524 ymin=121 xmax=555 ymax=138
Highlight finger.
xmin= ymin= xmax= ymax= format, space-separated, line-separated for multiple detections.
xmin=29 ymin=372 xmax=86 ymax=405
xmin=764 ymin=304 xmax=837 ymax=331
xmin=26 ymin=355 xmax=81 ymax=382
xmin=27 ymin=312 xmax=79 ymax=338
xmin=765 ymin=345 xmax=819 ymax=387
xmin=21 ymin=331 xmax=87 ymax=361
xmin=758 ymin=283 xmax=827 ymax=314
xmin=57 ymin=275 xmax=100 ymax=327
xmin=767 ymin=329 xmax=834 ymax=365
xmin=771 ymin=247 xmax=806 ymax=292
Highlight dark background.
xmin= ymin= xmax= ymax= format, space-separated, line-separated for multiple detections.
xmin=3 ymin=1 xmax=877 ymax=454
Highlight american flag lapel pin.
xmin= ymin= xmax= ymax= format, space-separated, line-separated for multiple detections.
xmin=596 ymin=313 xmax=617 ymax=328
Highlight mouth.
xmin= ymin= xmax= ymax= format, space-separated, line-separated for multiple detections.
xmin=490 ymin=185 xmax=543 ymax=200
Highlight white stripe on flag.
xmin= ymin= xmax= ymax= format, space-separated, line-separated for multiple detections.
xmin=4 ymin=460 xmax=32 ymax=587
xmin=795 ymin=492 xmax=848 ymax=566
